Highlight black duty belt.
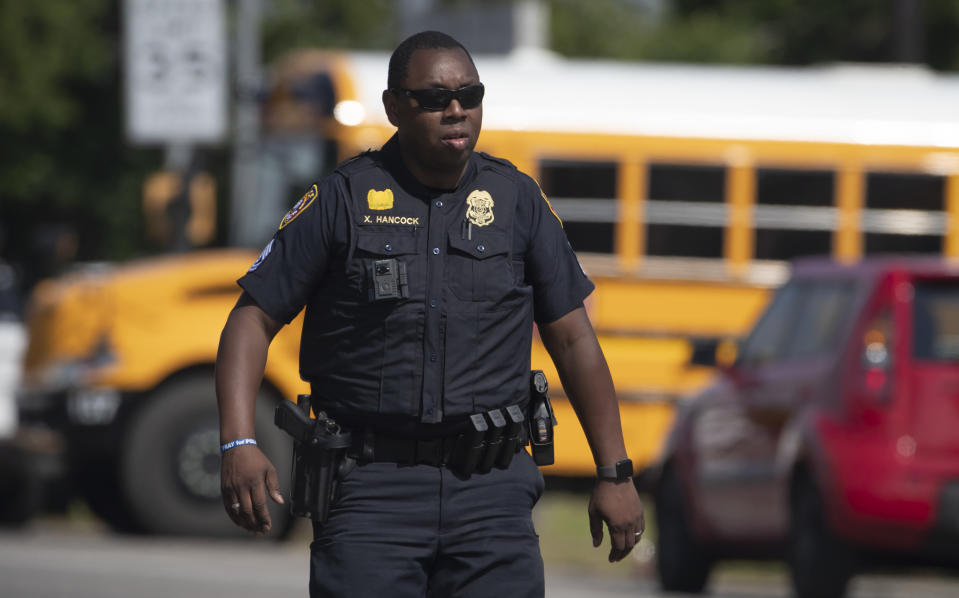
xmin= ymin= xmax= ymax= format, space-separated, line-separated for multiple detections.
xmin=350 ymin=411 xmax=528 ymax=475
xmin=353 ymin=431 xmax=459 ymax=467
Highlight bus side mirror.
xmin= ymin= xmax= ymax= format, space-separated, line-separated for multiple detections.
xmin=716 ymin=338 xmax=739 ymax=368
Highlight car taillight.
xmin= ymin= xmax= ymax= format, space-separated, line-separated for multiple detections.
xmin=860 ymin=322 xmax=892 ymax=402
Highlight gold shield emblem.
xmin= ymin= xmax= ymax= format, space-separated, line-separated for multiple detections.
xmin=367 ymin=189 xmax=394 ymax=210
xmin=466 ymin=190 xmax=494 ymax=227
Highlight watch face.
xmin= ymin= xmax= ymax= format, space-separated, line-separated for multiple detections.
xmin=598 ymin=458 xmax=634 ymax=480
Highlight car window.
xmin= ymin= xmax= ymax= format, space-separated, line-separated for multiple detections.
xmin=913 ymin=280 xmax=959 ymax=361
xmin=786 ymin=280 xmax=855 ymax=358
xmin=738 ymin=281 xmax=804 ymax=366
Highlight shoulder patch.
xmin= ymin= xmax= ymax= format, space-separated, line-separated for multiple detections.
xmin=279 ymin=184 xmax=317 ymax=230
xmin=248 ymin=238 xmax=274 ymax=272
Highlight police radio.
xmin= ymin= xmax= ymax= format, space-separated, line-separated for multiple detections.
xmin=528 ymin=370 xmax=557 ymax=466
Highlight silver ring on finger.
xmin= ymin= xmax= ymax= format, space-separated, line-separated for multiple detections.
xmin=231 ymin=502 xmax=241 ymax=510
xmin=634 ymin=531 xmax=643 ymax=538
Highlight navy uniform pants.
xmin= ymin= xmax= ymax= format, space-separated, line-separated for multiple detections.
xmin=309 ymin=449 xmax=546 ymax=597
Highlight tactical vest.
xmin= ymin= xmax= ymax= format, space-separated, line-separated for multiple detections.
xmin=302 ymin=151 xmax=534 ymax=423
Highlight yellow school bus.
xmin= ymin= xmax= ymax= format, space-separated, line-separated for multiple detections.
xmin=266 ymin=50 xmax=959 ymax=474
xmin=19 ymin=49 xmax=959 ymax=537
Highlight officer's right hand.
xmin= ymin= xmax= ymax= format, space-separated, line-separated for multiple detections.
xmin=220 ymin=444 xmax=285 ymax=534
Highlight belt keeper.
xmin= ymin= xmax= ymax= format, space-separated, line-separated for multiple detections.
xmin=361 ymin=428 xmax=375 ymax=462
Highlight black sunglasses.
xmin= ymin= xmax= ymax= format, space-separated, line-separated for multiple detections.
xmin=391 ymin=83 xmax=485 ymax=111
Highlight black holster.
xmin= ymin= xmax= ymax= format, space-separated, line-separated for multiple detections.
xmin=274 ymin=394 xmax=352 ymax=522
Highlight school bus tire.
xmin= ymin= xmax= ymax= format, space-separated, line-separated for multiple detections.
xmin=74 ymin=456 xmax=142 ymax=533
xmin=0 ymin=449 xmax=43 ymax=527
xmin=119 ymin=374 xmax=295 ymax=539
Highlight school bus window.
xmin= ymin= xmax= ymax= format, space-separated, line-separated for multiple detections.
xmin=865 ymin=232 xmax=943 ymax=255
xmin=865 ymin=172 xmax=944 ymax=211
xmin=645 ymin=163 xmax=725 ymax=258
xmin=863 ymin=172 xmax=946 ymax=255
xmin=538 ymin=160 xmax=617 ymax=254
xmin=757 ymin=168 xmax=834 ymax=207
xmin=755 ymin=230 xmax=833 ymax=261
xmin=565 ymin=223 xmax=616 ymax=253
xmin=648 ymin=164 xmax=725 ymax=203
xmin=753 ymin=168 xmax=835 ymax=261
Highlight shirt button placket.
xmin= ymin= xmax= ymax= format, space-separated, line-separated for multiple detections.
xmin=422 ymin=193 xmax=448 ymax=423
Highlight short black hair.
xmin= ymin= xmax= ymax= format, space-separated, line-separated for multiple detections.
xmin=387 ymin=31 xmax=475 ymax=90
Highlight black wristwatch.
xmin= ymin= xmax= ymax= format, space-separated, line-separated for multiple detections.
xmin=597 ymin=458 xmax=633 ymax=482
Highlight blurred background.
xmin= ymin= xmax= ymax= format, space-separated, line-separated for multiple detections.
xmin=3 ymin=1 xmax=959 ymax=597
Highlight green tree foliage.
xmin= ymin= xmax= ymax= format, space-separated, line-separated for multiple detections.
xmin=0 ymin=0 xmax=162 ymax=274
xmin=550 ymin=0 xmax=959 ymax=70
xmin=0 ymin=0 xmax=397 ymax=273
xmin=925 ymin=0 xmax=959 ymax=70
xmin=262 ymin=0 xmax=395 ymax=62
xmin=551 ymin=0 xmax=762 ymax=64
xmin=677 ymin=0 xmax=959 ymax=69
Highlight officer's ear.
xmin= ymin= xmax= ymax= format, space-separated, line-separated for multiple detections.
xmin=383 ymin=89 xmax=400 ymax=127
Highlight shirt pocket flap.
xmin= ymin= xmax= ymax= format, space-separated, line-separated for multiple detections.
xmin=448 ymin=230 xmax=508 ymax=260
xmin=356 ymin=232 xmax=418 ymax=256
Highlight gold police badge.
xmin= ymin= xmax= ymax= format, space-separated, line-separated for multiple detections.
xmin=367 ymin=188 xmax=394 ymax=210
xmin=465 ymin=190 xmax=494 ymax=227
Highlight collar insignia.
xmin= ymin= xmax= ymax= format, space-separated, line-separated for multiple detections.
xmin=367 ymin=188 xmax=394 ymax=210
xmin=279 ymin=184 xmax=317 ymax=230
xmin=466 ymin=190 xmax=494 ymax=227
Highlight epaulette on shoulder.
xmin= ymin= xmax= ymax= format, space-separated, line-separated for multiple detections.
xmin=475 ymin=151 xmax=518 ymax=173
xmin=335 ymin=148 xmax=380 ymax=175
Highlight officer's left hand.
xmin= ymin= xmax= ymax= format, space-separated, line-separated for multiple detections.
xmin=588 ymin=479 xmax=645 ymax=562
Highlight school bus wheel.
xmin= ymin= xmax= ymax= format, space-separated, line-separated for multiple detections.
xmin=119 ymin=374 xmax=295 ymax=539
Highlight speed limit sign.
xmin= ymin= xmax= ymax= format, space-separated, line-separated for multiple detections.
xmin=124 ymin=0 xmax=227 ymax=144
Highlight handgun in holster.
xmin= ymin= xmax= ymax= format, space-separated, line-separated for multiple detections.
xmin=528 ymin=370 xmax=558 ymax=466
xmin=274 ymin=394 xmax=352 ymax=522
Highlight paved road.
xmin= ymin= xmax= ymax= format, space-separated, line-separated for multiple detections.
xmin=3 ymin=520 xmax=959 ymax=598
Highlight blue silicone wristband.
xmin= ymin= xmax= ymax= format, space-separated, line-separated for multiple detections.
xmin=220 ymin=438 xmax=257 ymax=454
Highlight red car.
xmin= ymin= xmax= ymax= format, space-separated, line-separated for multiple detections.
xmin=653 ymin=257 xmax=959 ymax=598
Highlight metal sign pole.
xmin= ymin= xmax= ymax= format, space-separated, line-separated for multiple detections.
xmin=123 ymin=0 xmax=227 ymax=251
xmin=229 ymin=0 xmax=263 ymax=248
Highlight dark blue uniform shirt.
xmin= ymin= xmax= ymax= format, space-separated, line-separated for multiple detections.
xmin=239 ymin=136 xmax=593 ymax=429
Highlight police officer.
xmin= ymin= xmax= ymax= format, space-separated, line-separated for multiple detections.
xmin=216 ymin=31 xmax=644 ymax=597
